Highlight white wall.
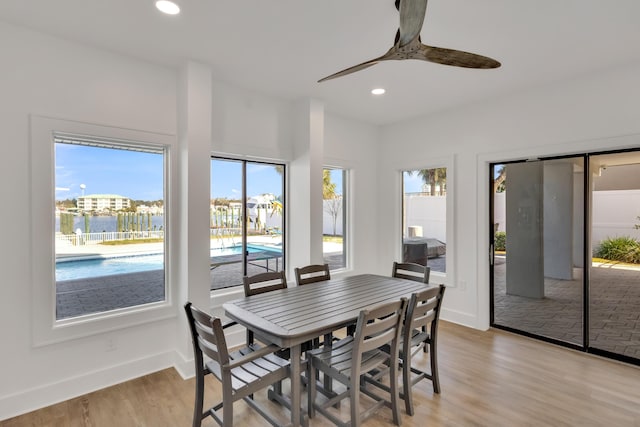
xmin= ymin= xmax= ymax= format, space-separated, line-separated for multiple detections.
xmin=378 ymin=60 xmax=640 ymax=330
xmin=404 ymin=195 xmax=447 ymax=242
xmin=324 ymin=113 xmax=381 ymax=275
xmin=0 ymin=22 xmax=382 ymax=419
xmin=592 ymin=190 xmax=640 ymax=246
xmin=0 ymin=22 xmax=179 ymax=419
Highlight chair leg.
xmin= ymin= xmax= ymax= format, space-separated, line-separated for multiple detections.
xmin=390 ymin=357 xmax=401 ymax=426
xmin=430 ymin=340 xmax=440 ymax=394
xmin=402 ymin=354 xmax=414 ymax=416
xmin=350 ymin=376 xmax=360 ymax=427
xmin=222 ymin=389 xmax=234 ymax=427
xmin=193 ymin=367 xmax=205 ymax=427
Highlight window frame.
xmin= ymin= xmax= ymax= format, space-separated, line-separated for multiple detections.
xmin=322 ymin=166 xmax=348 ymax=272
xmin=31 ymin=116 xmax=176 ymax=346
xmin=399 ymin=157 xmax=455 ymax=286
xmin=209 ymin=156 xmax=286 ymax=291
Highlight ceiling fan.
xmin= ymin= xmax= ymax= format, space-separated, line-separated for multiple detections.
xmin=318 ymin=0 xmax=501 ymax=82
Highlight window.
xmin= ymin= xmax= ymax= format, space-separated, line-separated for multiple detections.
xmin=210 ymin=157 xmax=285 ymax=289
xmin=54 ymin=136 xmax=167 ymax=319
xmin=31 ymin=116 xmax=174 ymax=345
xmin=402 ymin=167 xmax=448 ymax=276
xmin=323 ymin=168 xmax=347 ymax=270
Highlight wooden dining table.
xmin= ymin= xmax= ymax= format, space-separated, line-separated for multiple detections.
xmin=222 ymin=273 xmax=435 ymax=427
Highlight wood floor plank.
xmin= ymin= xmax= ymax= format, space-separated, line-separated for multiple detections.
xmin=3 ymin=322 xmax=640 ymax=426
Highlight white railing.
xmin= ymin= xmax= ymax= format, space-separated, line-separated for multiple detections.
xmin=56 ymin=230 xmax=165 ymax=246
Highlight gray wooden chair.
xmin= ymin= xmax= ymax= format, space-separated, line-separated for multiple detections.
xmin=243 ymin=271 xmax=288 ymax=347
xmin=184 ymin=302 xmax=290 ymax=427
xmin=307 ymin=298 xmax=407 ymax=427
xmin=295 ymin=263 xmax=335 ymax=343
xmin=243 ymin=270 xmax=315 ymax=399
xmin=294 ymin=263 xmax=330 ymax=286
xmin=392 ymin=261 xmax=431 ymax=284
xmin=369 ymin=285 xmax=446 ymax=416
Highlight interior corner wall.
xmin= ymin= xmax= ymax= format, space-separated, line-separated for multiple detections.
xmin=0 ymin=22 xmax=178 ymax=420
xmin=323 ymin=113 xmax=381 ymax=275
xmin=377 ymin=60 xmax=640 ymax=330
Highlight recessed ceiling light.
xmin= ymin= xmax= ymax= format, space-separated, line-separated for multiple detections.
xmin=371 ymin=88 xmax=386 ymax=95
xmin=155 ymin=1 xmax=180 ymax=15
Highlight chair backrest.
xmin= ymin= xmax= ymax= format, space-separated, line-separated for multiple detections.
xmin=392 ymin=261 xmax=431 ymax=284
xmin=184 ymin=302 xmax=230 ymax=368
xmin=243 ymin=271 xmax=287 ymax=296
xmin=353 ymin=298 xmax=407 ymax=360
xmin=405 ymin=285 xmax=446 ymax=343
xmin=294 ymin=264 xmax=331 ymax=286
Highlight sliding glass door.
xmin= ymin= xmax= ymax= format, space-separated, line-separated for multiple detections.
xmin=589 ymin=152 xmax=640 ymax=361
xmin=210 ymin=158 xmax=284 ymax=290
xmin=491 ymin=157 xmax=585 ymax=347
xmin=492 ymin=150 xmax=640 ymax=365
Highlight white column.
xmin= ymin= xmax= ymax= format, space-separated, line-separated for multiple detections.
xmin=288 ymin=98 xmax=325 ymax=278
xmin=176 ymin=61 xmax=212 ymax=360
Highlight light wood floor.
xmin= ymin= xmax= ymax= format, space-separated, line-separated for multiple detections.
xmin=3 ymin=321 xmax=640 ymax=427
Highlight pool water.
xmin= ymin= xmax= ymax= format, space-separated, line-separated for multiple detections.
xmin=56 ymin=253 xmax=164 ymax=281
xmin=55 ymin=244 xmax=281 ymax=281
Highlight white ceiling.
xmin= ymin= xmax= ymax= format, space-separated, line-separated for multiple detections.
xmin=2 ymin=0 xmax=640 ymax=125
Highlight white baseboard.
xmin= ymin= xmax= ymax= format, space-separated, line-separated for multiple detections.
xmin=441 ymin=307 xmax=486 ymax=330
xmin=0 ymin=350 xmax=175 ymax=421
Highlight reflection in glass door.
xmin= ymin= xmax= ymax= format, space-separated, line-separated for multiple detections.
xmin=589 ymin=152 xmax=640 ymax=361
xmin=210 ymin=158 xmax=285 ymax=290
xmin=491 ymin=157 xmax=585 ymax=346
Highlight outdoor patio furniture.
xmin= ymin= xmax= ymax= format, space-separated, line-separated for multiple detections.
xmin=307 ymin=298 xmax=407 ymax=427
xmin=243 ymin=271 xmax=289 ymax=349
xmin=223 ymin=273 xmax=435 ymax=427
xmin=367 ymin=285 xmax=446 ymax=416
xmin=392 ymin=261 xmax=431 ymax=284
xmin=402 ymin=237 xmax=446 ymax=265
xmin=294 ymin=263 xmax=331 ymax=286
xmin=184 ymin=302 xmax=290 ymax=427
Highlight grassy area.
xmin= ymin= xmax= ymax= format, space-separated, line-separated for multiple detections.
xmin=101 ymin=238 xmax=164 ymax=246
xmin=323 ymin=235 xmax=343 ymax=243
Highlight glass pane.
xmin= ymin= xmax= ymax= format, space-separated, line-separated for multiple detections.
xmin=492 ymin=158 xmax=584 ymax=346
xmin=402 ymin=168 xmax=447 ymax=274
xmin=210 ymin=159 xmax=284 ymax=290
xmin=210 ymin=159 xmax=244 ymax=289
xmin=590 ymin=153 xmax=640 ymax=360
xmin=246 ymin=162 xmax=284 ymax=274
xmin=323 ymin=168 xmax=346 ymax=270
xmin=55 ymin=141 xmax=165 ymax=319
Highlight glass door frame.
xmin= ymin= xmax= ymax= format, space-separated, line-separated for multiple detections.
xmin=489 ymin=156 xmax=588 ymax=351
xmin=490 ymin=149 xmax=640 ymax=366
xmin=211 ymin=156 xmax=286 ymax=285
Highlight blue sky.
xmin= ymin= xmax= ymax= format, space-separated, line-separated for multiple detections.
xmin=403 ymin=172 xmax=425 ymax=193
xmin=55 ymin=146 xmax=346 ymax=202
xmin=55 ymin=143 xmax=164 ymax=201
xmin=211 ymin=159 xmax=344 ymax=200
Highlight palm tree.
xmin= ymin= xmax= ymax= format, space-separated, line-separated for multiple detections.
xmin=411 ymin=168 xmax=446 ymax=195
xmin=494 ymin=166 xmax=506 ymax=193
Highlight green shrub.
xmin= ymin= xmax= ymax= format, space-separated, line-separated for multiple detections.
xmin=494 ymin=231 xmax=506 ymax=251
xmin=595 ymin=236 xmax=640 ymax=264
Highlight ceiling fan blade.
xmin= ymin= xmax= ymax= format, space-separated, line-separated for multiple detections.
xmin=397 ymin=0 xmax=428 ymax=47
xmin=418 ymin=44 xmax=501 ymax=69
xmin=318 ymin=60 xmax=379 ymax=83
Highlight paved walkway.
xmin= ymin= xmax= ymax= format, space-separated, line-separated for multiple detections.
xmin=55 ymin=240 xmax=345 ymax=318
xmin=494 ymin=256 xmax=640 ymax=360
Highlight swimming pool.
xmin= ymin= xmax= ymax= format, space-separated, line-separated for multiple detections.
xmin=56 ymin=244 xmax=282 ymax=281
